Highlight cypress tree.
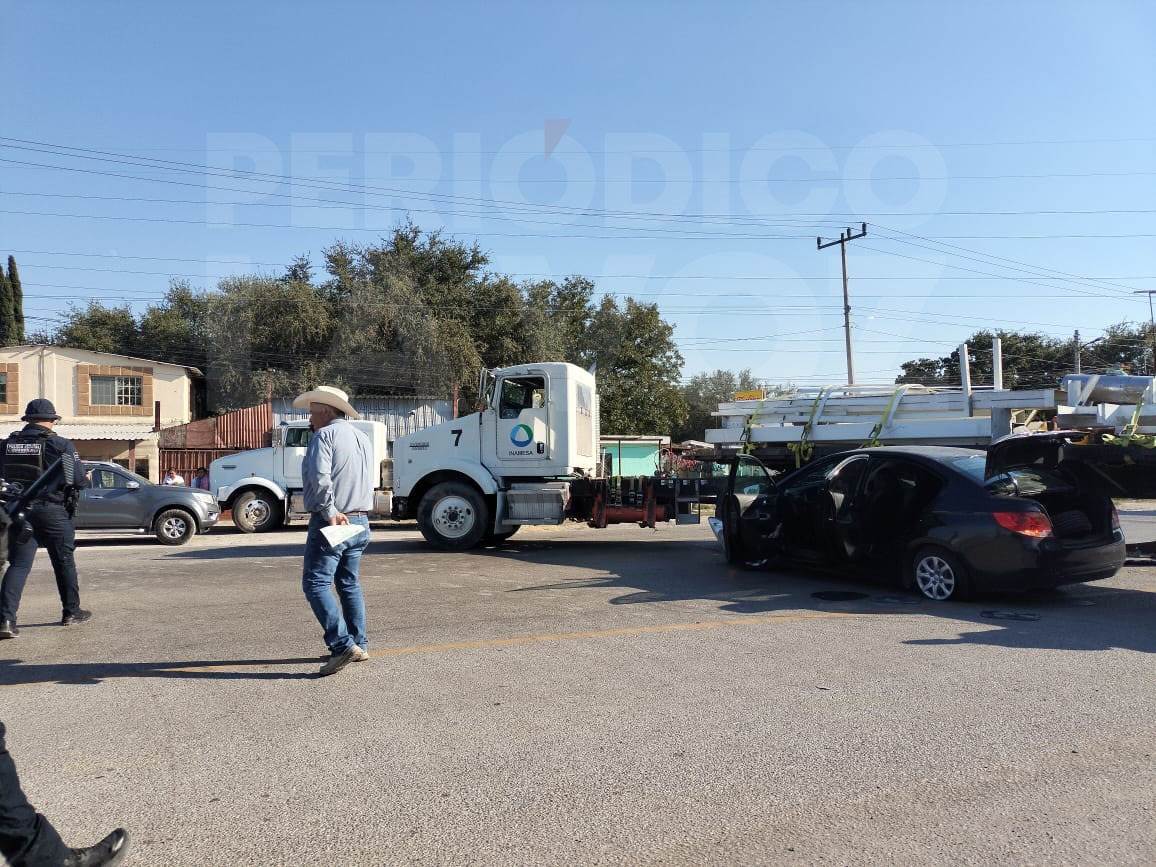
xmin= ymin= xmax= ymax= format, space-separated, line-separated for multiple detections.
xmin=7 ymin=256 xmax=24 ymax=343
xmin=0 ymin=267 xmax=13 ymax=346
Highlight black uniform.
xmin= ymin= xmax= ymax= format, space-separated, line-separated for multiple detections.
xmin=0 ymin=423 xmax=87 ymax=625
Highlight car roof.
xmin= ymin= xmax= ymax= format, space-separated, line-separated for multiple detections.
xmin=857 ymin=445 xmax=985 ymax=460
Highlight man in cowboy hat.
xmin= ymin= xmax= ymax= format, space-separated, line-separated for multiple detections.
xmin=293 ymin=385 xmax=375 ymax=677
xmin=0 ymin=399 xmax=91 ymax=639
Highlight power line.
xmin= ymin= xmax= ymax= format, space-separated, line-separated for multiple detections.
xmin=38 ymin=133 xmax=1156 ymax=154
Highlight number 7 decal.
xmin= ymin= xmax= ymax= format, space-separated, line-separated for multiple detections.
xmin=451 ymin=429 xmax=463 ymax=446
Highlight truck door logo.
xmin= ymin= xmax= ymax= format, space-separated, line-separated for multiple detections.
xmin=510 ymin=424 xmax=534 ymax=448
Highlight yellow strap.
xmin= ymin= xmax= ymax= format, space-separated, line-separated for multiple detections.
xmin=786 ymin=389 xmax=827 ymax=468
xmin=1103 ymin=400 xmax=1156 ymax=449
xmin=862 ymin=386 xmax=905 ymax=448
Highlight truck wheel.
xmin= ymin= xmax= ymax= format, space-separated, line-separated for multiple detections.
xmin=483 ymin=526 xmax=520 ymax=546
xmin=154 ymin=509 xmax=196 ymax=546
xmin=418 ymin=482 xmax=488 ymax=550
xmin=232 ymin=490 xmax=284 ymax=533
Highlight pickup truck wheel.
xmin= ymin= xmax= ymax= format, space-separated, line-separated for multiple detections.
xmin=232 ymin=490 xmax=284 ymax=533
xmin=154 ymin=509 xmax=196 ymax=546
xmin=418 ymin=482 xmax=488 ymax=550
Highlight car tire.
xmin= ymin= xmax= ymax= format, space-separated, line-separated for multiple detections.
xmin=154 ymin=508 xmax=197 ymax=546
xmin=417 ymin=481 xmax=488 ymax=551
xmin=911 ymin=546 xmax=971 ymax=602
xmin=232 ymin=490 xmax=284 ymax=534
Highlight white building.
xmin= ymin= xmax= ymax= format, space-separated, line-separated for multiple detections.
xmin=0 ymin=345 xmax=201 ymax=481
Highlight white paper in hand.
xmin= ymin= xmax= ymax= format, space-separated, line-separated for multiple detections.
xmin=320 ymin=523 xmax=368 ymax=549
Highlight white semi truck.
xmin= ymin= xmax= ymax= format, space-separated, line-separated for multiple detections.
xmin=210 ymin=362 xmax=708 ymax=547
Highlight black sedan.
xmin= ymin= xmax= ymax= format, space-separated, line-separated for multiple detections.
xmin=719 ymin=435 xmax=1126 ymax=601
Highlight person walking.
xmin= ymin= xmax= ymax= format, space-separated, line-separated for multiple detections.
xmin=0 ymin=400 xmax=90 ymax=639
xmin=293 ymin=386 xmax=374 ymax=677
xmin=0 ymin=721 xmax=129 ymax=866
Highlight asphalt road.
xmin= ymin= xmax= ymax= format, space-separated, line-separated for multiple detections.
xmin=1 ymin=521 xmax=1153 ymax=866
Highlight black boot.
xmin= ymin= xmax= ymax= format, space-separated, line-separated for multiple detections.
xmin=64 ymin=828 xmax=129 ymax=866
xmin=61 ymin=609 xmax=92 ymax=626
xmin=0 ymin=620 xmax=17 ymax=639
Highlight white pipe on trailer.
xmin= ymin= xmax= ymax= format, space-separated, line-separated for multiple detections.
xmin=992 ymin=337 xmax=1003 ymax=391
xmin=959 ymin=344 xmax=972 ymax=416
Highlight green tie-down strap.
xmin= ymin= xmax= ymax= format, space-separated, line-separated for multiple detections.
xmin=862 ymin=386 xmax=907 ymax=449
xmin=740 ymin=414 xmax=755 ymax=455
xmin=786 ymin=389 xmax=828 ymax=468
xmin=1103 ymin=400 xmax=1156 ymax=449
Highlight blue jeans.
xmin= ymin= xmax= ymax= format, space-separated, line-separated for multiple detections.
xmin=301 ymin=514 xmax=370 ymax=655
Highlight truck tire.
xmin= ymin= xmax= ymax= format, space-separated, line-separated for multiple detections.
xmin=417 ymin=481 xmax=488 ymax=550
xmin=483 ymin=525 xmax=521 ymax=546
xmin=154 ymin=508 xmax=196 ymax=546
xmin=232 ymin=489 xmax=284 ymax=534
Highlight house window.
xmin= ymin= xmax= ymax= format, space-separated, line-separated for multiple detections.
xmin=91 ymin=375 xmax=143 ymax=406
xmin=0 ymin=373 xmax=6 ymax=405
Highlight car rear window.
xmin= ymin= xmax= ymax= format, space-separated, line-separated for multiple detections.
xmin=944 ymin=454 xmax=1073 ymax=496
xmin=945 ymin=454 xmax=987 ymax=482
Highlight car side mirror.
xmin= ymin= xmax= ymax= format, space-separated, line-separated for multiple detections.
xmin=126 ymin=481 xmax=141 ymax=490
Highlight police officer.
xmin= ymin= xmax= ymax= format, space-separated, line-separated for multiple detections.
xmin=0 ymin=399 xmax=90 ymax=639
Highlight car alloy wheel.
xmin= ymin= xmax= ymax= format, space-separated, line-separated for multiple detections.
xmin=161 ymin=515 xmax=189 ymax=540
xmin=914 ymin=553 xmax=957 ymax=601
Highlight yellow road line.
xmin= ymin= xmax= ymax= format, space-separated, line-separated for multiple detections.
xmin=0 ymin=613 xmax=862 ymax=683
xmin=367 ymin=611 xmax=859 ymax=658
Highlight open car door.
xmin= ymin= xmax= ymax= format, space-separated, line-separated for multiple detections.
xmin=721 ymin=454 xmax=778 ymax=565
xmin=987 ymin=430 xmax=1156 ymax=499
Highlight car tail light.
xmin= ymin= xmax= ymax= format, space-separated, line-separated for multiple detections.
xmin=1111 ymin=504 xmax=1121 ymax=531
xmin=993 ymin=510 xmax=1053 ymax=538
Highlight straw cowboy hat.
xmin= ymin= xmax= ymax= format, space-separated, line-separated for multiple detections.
xmin=292 ymin=385 xmax=361 ymax=420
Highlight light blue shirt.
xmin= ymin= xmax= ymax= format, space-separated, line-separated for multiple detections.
xmin=302 ymin=418 xmax=375 ymax=520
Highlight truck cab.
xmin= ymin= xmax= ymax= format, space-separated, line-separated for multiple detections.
xmin=392 ymin=362 xmax=600 ymax=549
xmin=210 ymin=418 xmax=391 ymax=532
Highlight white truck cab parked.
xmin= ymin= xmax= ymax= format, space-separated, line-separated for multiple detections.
xmin=210 ymin=419 xmax=392 ymax=532
xmin=210 ymin=362 xmax=705 ymax=546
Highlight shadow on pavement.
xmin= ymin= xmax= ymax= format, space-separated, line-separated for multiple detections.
xmin=483 ymin=537 xmax=1156 ymax=655
xmin=166 ymin=538 xmax=430 ymax=559
xmin=0 ymin=656 xmax=321 ymax=686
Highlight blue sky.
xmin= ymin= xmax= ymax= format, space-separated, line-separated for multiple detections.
xmin=2 ymin=0 xmax=1156 ymax=387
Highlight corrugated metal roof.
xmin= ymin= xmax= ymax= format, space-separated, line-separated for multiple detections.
xmin=272 ymin=397 xmax=452 ymax=441
xmin=0 ymin=423 xmax=159 ymax=441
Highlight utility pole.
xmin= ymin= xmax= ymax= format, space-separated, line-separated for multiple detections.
xmin=1133 ymin=291 xmax=1156 ymax=375
xmin=1074 ymin=329 xmax=1081 ymax=374
xmin=818 ymin=223 xmax=867 ymax=385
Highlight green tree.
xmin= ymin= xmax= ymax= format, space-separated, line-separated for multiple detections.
xmin=675 ymin=368 xmax=759 ymax=442
xmin=576 ymin=297 xmax=687 ymax=436
xmin=54 ymin=302 xmax=140 ymax=354
xmin=897 ymin=330 xmax=1071 ymax=389
xmin=0 ymin=268 xmax=13 ymax=345
xmin=7 ymin=256 xmax=24 ymax=343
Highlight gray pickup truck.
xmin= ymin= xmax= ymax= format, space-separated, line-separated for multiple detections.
xmin=75 ymin=461 xmax=221 ymax=545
